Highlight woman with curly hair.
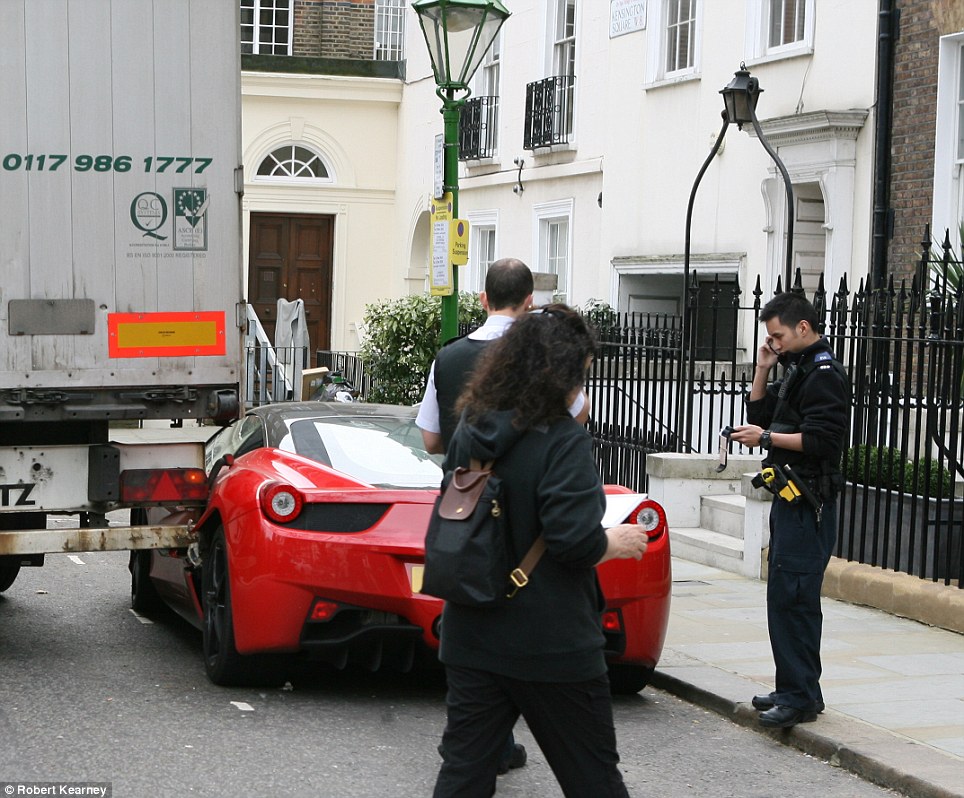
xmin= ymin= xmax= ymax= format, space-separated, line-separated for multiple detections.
xmin=432 ymin=304 xmax=648 ymax=798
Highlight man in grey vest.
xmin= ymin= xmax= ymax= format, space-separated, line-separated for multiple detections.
xmin=417 ymin=258 xmax=587 ymax=454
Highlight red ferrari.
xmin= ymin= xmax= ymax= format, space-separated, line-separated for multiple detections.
xmin=131 ymin=403 xmax=671 ymax=692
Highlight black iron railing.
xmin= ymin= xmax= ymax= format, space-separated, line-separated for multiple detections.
xmin=459 ymin=96 xmax=499 ymax=160
xmin=318 ymin=228 xmax=963 ymax=585
xmin=315 ymin=350 xmax=373 ymax=399
xmin=524 ymin=75 xmax=575 ymax=149
xmin=585 ymin=234 xmax=963 ymax=587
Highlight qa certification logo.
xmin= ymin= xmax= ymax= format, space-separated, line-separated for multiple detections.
xmin=130 ymin=192 xmax=168 ymax=240
xmin=173 ymin=187 xmax=209 ymax=252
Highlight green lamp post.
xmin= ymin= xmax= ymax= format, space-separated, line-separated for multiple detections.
xmin=413 ymin=0 xmax=510 ymax=343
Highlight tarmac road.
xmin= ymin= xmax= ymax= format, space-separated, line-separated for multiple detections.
xmin=0 ymin=550 xmax=902 ymax=798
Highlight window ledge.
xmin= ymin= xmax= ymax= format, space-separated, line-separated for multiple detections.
xmin=642 ymin=72 xmax=701 ymax=92
xmin=744 ymin=46 xmax=814 ymax=68
xmin=528 ymin=141 xmax=577 ymax=155
xmin=461 ymin=157 xmax=501 ymax=170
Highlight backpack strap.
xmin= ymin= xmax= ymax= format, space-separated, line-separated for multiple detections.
xmin=442 ymin=453 xmax=548 ymax=599
xmin=506 ymin=536 xmax=546 ymax=598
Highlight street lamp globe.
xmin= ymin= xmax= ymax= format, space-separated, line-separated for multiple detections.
xmin=413 ymin=0 xmax=510 ymax=94
xmin=720 ymin=64 xmax=762 ymax=130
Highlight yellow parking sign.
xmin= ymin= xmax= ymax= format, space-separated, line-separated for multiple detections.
xmin=430 ymin=193 xmax=453 ymax=296
xmin=450 ymin=219 xmax=469 ymax=265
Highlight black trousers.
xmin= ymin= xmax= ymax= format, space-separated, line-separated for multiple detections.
xmin=766 ymin=499 xmax=836 ymax=711
xmin=433 ymin=665 xmax=630 ymax=798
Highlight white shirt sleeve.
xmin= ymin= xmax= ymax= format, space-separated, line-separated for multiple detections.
xmin=415 ymin=361 xmax=441 ymax=433
xmin=568 ymin=389 xmax=586 ymax=419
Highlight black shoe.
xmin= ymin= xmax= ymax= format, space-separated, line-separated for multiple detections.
xmin=752 ymin=693 xmax=825 ymax=713
xmin=497 ymin=743 xmax=527 ymax=775
xmin=758 ymin=705 xmax=818 ymax=728
xmin=752 ymin=693 xmax=775 ymax=710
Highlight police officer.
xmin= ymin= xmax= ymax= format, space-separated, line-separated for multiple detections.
xmin=730 ymin=292 xmax=849 ymax=728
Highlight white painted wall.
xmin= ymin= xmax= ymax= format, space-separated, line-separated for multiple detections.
xmin=241 ymin=72 xmax=402 ymax=351
xmin=397 ymin=0 xmax=878 ymax=355
xmin=241 ymin=1 xmax=880 ymax=355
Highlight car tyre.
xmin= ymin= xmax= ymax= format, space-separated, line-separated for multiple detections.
xmin=129 ymin=510 xmax=165 ymax=614
xmin=129 ymin=550 xmax=164 ymax=614
xmin=608 ymin=663 xmax=655 ymax=695
xmin=202 ymin=527 xmax=279 ymax=687
xmin=0 ymin=559 xmax=20 ymax=593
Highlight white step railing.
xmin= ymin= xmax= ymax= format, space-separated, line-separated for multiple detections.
xmin=243 ymin=305 xmax=309 ymax=407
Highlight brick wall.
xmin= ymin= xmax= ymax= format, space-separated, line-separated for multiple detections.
xmin=292 ymin=0 xmax=376 ymax=60
xmin=293 ymin=0 xmax=324 ymax=57
xmin=321 ymin=0 xmax=375 ymax=60
xmin=887 ymin=0 xmax=940 ymax=281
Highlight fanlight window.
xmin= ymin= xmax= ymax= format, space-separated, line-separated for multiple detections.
xmin=257 ymin=146 xmax=330 ymax=180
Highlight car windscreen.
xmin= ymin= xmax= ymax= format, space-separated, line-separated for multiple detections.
xmin=281 ymin=416 xmax=444 ymax=488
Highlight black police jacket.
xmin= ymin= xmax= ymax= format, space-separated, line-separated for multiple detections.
xmin=745 ymin=338 xmax=850 ymax=478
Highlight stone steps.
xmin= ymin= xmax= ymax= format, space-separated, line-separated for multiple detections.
xmin=700 ymin=494 xmax=746 ymax=539
xmin=671 ymin=526 xmax=745 ymax=571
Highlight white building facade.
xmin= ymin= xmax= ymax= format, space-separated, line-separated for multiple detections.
xmin=234 ymin=2 xmax=964 ymax=360
xmin=396 ymin=0 xmax=879 ymax=360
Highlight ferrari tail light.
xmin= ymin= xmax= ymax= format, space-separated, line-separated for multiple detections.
xmin=629 ymin=500 xmax=667 ymax=540
xmin=119 ymin=468 xmax=207 ymax=504
xmin=602 ymin=610 xmax=623 ymax=633
xmin=260 ymin=481 xmax=304 ymax=523
xmin=309 ymin=600 xmax=340 ymax=622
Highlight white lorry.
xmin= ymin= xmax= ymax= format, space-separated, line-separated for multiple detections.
xmin=0 ymin=0 xmax=244 ymax=592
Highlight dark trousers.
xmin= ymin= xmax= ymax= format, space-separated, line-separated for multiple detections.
xmin=766 ymin=499 xmax=836 ymax=711
xmin=433 ymin=665 xmax=630 ymax=798
xmin=767 ymin=568 xmax=825 ymax=710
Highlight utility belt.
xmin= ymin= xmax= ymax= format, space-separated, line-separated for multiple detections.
xmin=752 ymin=462 xmax=843 ymax=524
xmin=752 ymin=464 xmax=821 ymax=507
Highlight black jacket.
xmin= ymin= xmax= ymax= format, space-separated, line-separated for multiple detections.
xmin=437 ymin=409 xmax=609 ymax=682
xmin=746 ymin=338 xmax=850 ymax=475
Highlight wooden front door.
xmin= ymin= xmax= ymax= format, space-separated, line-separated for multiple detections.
xmin=248 ymin=213 xmax=333 ymax=351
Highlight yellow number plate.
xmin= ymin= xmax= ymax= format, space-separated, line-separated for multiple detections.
xmin=408 ymin=564 xmax=425 ymax=594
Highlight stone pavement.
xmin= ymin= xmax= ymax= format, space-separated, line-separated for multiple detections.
xmin=652 ymin=558 xmax=964 ymax=798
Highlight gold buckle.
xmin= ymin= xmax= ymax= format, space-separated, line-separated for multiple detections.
xmin=506 ymin=568 xmax=528 ymax=599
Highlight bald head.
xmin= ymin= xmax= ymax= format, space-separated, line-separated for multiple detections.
xmin=483 ymin=258 xmax=534 ymax=312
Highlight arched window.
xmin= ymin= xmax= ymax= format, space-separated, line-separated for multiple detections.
xmin=256 ymin=145 xmax=330 ymax=180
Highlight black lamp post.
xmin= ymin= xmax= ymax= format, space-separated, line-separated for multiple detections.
xmin=413 ymin=0 xmax=510 ymax=343
xmin=719 ymin=65 xmax=795 ymax=288
xmin=678 ymin=64 xmax=796 ymax=451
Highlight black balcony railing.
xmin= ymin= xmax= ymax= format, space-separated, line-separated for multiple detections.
xmin=524 ymin=75 xmax=575 ymax=150
xmin=459 ymin=96 xmax=499 ymax=160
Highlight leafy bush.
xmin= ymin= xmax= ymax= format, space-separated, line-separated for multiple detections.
xmin=845 ymin=444 xmax=953 ymax=497
xmin=579 ymin=298 xmax=618 ymax=335
xmin=358 ymin=292 xmax=484 ymax=405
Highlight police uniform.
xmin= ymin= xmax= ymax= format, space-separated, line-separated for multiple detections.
xmin=746 ymin=338 xmax=849 ymax=712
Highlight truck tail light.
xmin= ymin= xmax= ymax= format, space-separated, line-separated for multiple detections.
xmin=259 ymin=481 xmax=304 ymax=523
xmin=629 ymin=500 xmax=667 ymax=540
xmin=119 ymin=468 xmax=207 ymax=504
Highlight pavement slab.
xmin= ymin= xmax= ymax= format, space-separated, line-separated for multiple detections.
xmin=652 ymin=558 xmax=964 ymax=798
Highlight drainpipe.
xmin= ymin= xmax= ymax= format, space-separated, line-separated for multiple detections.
xmin=871 ymin=0 xmax=898 ymax=287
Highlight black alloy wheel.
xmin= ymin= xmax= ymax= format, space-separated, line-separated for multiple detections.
xmin=201 ymin=527 xmax=279 ymax=686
